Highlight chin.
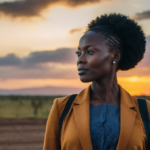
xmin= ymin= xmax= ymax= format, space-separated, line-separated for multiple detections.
xmin=80 ymin=76 xmax=93 ymax=83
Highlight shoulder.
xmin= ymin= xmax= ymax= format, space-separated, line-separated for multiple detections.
xmin=53 ymin=95 xmax=72 ymax=118
xmin=129 ymin=96 xmax=150 ymax=117
xmin=146 ymin=99 xmax=150 ymax=107
xmin=130 ymin=95 xmax=150 ymax=108
xmin=146 ymin=99 xmax=150 ymax=121
xmin=132 ymin=96 xmax=150 ymax=120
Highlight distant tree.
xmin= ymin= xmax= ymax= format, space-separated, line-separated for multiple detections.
xmin=31 ymin=97 xmax=43 ymax=117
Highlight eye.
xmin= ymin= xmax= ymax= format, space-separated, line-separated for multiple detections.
xmin=87 ymin=49 xmax=94 ymax=55
xmin=75 ymin=51 xmax=81 ymax=57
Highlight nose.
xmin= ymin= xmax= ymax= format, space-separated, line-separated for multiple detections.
xmin=76 ymin=53 xmax=87 ymax=65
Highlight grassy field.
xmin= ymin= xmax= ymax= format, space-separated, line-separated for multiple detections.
xmin=0 ymin=95 xmax=149 ymax=119
xmin=0 ymin=96 xmax=64 ymax=119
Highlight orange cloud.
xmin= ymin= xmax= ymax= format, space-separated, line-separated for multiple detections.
xmin=70 ymin=27 xmax=85 ymax=34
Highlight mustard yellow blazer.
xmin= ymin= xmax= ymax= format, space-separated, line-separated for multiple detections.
xmin=43 ymin=84 xmax=150 ymax=150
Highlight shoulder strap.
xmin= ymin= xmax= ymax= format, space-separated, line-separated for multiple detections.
xmin=59 ymin=94 xmax=77 ymax=133
xmin=137 ymin=98 xmax=150 ymax=149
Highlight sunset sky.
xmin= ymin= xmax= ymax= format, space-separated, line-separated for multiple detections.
xmin=0 ymin=0 xmax=150 ymax=95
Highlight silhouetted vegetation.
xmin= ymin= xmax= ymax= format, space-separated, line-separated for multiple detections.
xmin=0 ymin=95 xmax=64 ymax=118
xmin=31 ymin=97 xmax=43 ymax=117
xmin=0 ymin=95 xmax=149 ymax=118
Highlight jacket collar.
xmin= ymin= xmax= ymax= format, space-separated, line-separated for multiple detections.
xmin=73 ymin=84 xmax=135 ymax=108
xmin=73 ymin=84 xmax=91 ymax=105
xmin=73 ymin=84 xmax=137 ymax=150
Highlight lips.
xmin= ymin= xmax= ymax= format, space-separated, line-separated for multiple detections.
xmin=78 ymin=68 xmax=88 ymax=75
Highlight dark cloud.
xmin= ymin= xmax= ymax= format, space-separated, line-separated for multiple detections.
xmin=0 ymin=54 xmax=22 ymax=65
xmin=0 ymin=48 xmax=77 ymax=66
xmin=133 ymin=10 xmax=150 ymax=20
xmin=0 ymin=63 xmax=78 ymax=80
xmin=0 ymin=48 xmax=78 ymax=80
xmin=0 ymin=0 xmax=102 ymax=18
xmin=25 ymin=48 xmax=77 ymax=64
xmin=0 ymin=36 xmax=150 ymax=80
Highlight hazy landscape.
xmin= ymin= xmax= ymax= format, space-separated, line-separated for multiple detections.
xmin=0 ymin=0 xmax=150 ymax=149
xmin=0 ymin=95 xmax=150 ymax=150
xmin=0 ymin=96 xmax=59 ymax=150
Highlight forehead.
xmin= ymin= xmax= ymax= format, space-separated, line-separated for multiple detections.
xmin=79 ymin=31 xmax=107 ymax=48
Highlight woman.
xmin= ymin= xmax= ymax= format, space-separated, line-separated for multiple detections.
xmin=43 ymin=13 xmax=150 ymax=150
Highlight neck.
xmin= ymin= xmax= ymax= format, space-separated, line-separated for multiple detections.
xmin=90 ymin=73 xmax=120 ymax=106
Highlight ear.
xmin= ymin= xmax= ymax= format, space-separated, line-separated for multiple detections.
xmin=112 ymin=50 xmax=121 ymax=63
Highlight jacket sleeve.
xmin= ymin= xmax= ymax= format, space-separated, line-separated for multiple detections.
xmin=146 ymin=100 xmax=150 ymax=148
xmin=43 ymin=98 xmax=61 ymax=150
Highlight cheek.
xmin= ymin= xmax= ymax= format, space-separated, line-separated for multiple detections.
xmin=89 ymin=55 xmax=112 ymax=74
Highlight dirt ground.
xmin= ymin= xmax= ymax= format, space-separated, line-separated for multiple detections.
xmin=0 ymin=119 xmax=47 ymax=150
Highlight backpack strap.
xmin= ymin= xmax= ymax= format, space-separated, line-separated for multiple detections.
xmin=137 ymin=98 xmax=150 ymax=149
xmin=59 ymin=94 xmax=77 ymax=133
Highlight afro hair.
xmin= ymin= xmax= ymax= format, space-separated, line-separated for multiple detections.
xmin=85 ymin=13 xmax=146 ymax=71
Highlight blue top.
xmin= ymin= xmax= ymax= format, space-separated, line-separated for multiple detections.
xmin=90 ymin=104 xmax=120 ymax=150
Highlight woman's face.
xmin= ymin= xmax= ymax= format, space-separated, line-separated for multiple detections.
xmin=76 ymin=31 xmax=115 ymax=82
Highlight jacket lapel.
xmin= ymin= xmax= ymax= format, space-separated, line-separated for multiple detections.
xmin=116 ymin=85 xmax=136 ymax=150
xmin=73 ymin=85 xmax=93 ymax=150
xmin=72 ymin=84 xmax=136 ymax=150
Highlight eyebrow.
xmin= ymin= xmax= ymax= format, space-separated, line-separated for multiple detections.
xmin=78 ymin=44 xmax=96 ymax=50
